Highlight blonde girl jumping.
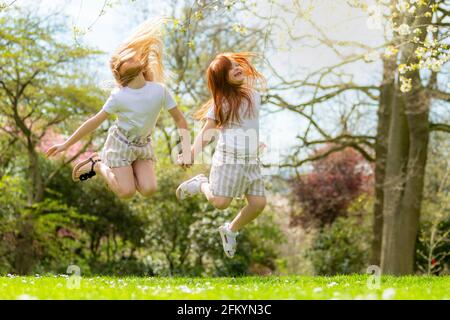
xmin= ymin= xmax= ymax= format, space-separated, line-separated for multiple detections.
xmin=176 ymin=52 xmax=266 ymax=258
xmin=46 ymin=20 xmax=190 ymax=199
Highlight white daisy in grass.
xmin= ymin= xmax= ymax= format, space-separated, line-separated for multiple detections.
xmin=313 ymin=287 xmax=323 ymax=293
xmin=178 ymin=285 xmax=193 ymax=293
xmin=382 ymin=288 xmax=396 ymax=300
xmin=327 ymin=281 xmax=338 ymax=287
xmin=17 ymin=294 xmax=38 ymax=300
xmin=366 ymin=293 xmax=379 ymax=300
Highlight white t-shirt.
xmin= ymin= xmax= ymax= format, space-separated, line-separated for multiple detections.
xmin=206 ymin=91 xmax=261 ymax=163
xmin=102 ymin=81 xmax=177 ymax=138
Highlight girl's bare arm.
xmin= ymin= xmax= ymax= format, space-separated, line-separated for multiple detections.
xmin=191 ymin=119 xmax=218 ymax=162
xmin=46 ymin=110 xmax=109 ymax=158
xmin=168 ymin=107 xmax=192 ymax=166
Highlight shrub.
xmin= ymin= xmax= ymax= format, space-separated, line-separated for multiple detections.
xmin=416 ymin=215 xmax=450 ymax=275
xmin=0 ymin=175 xmax=93 ymax=275
xmin=291 ymin=146 xmax=372 ymax=228
xmin=306 ymin=209 xmax=371 ymax=275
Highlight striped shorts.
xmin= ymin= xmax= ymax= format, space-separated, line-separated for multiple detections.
xmin=209 ymin=162 xmax=265 ymax=198
xmin=100 ymin=126 xmax=156 ymax=168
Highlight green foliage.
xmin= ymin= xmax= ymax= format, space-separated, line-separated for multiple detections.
xmin=416 ymin=216 xmax=450 ymax=275
xmin=0 ymin=176 xmax=26 ymax=273
xmin=44 ymin=162 xmax=148 ymax=276
xmin=306 ymin=212 xmax=371 ymax=276
xmin=415 ymin=132 xmax=450 ymax=275
xmin=0 ymin=7 xmax=106 ymax=204
xmin=0 ymin=7 xmax=104 ymax=127
xmin=0 ymin=174 xmax=93 ymax=275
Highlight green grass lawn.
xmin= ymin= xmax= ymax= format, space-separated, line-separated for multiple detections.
xmin=0 ymin=275 xmax=449 ymax=300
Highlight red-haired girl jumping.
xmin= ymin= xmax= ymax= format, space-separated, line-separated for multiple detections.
xmin=176 ymin=52 xmax=266 ymax=258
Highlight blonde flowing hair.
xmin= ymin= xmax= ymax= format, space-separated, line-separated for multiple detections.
xmin=110 ymin=19 xmax=167 ymax=87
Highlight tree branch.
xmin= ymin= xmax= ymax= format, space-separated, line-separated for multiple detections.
xmin=430 ymin=122 xmax=450 ymax=133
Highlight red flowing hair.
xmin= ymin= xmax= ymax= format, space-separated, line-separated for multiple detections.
xmin=195 ymin=52 xmax=265 ymax=127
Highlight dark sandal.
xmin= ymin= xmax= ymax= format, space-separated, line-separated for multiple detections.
xmin=72 ymin=156 xmax=101 ymax=182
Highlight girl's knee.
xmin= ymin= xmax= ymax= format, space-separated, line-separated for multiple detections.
xmin=117 ymin=186 xmax=136 ymax=199
xmin=249 ymin=197 xmax=266 ymax=212
xmin=211 ymin=198 xmax=231 ymax=210
xmin=139 ymin=184 xmax=157 ymax=198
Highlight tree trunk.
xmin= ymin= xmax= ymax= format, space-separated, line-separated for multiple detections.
xmin=380 ymin=79 xmax=410 ymax=274
xmin=400 ymin=88 xmax=429 ymax=272
xmin=27 ymin=144 xmax=44 ymax=204
xmin=381 ymin=83 xmax=430 ymax=274
xmin=370 ymin=56 xmax=395 ymax=266
xmin=380 ymin=6 xmax=432 ymax=274
xmin=13 ymin=218 xmax=38 ymax=274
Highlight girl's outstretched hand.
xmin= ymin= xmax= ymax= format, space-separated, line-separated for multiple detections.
xmin=46 ymin=143 xmax=68 ymax=158
xmin=177 ymin=152 xmax=192 ymax=169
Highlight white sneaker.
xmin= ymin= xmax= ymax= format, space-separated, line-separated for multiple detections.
xmin=176 ymin=174 xmax=208 ymax=200
xmin=218 ymin=223 xmax=238 ymax=258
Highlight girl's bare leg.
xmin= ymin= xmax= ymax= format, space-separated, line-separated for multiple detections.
xmin=132 ymin=159 xmax=157 ymax=198
xmin=200 ymin=182 xmax=233 ymax=210
xmin=94 ymin=162 xmax=136 ymax=199
xmin=228 ymin=194 xmax=266 ymax=232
